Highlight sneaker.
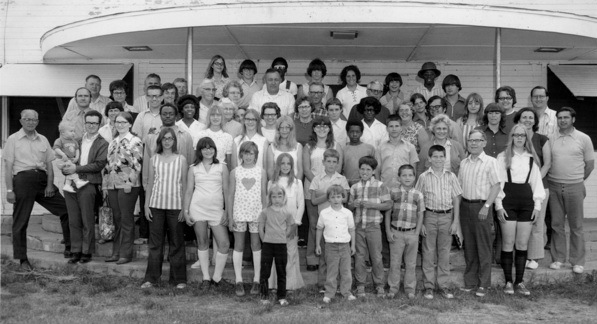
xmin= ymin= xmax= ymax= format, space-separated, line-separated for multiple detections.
xmin=323 ymin=297 xmax=331 ymax=304
xmin=383 ymin=264 xmax=390 ymax=272
xmin=356 ymin=286 xmax=366 ymax=297
xmin=176 ymin=283 xmax=187 ymax=289
xmin=62 ymin=183 xmax=75 ymax=193
xmin=459 ymin=286 xmax=474 ymax=293
xmin=549 ymin=261 xmax=563 ymax=270
xmin=573 ymin=265 xmax=584 ymax=274
xmin=386 ymin=292 xmax=395 ymax=299
xmin=526 ymin=260 xmax=539 ymax=270
xmin=365 ymin=261 xmax=372 ymax=272
xmin=250 ymin=282 xmax=260 ymax=295
xmin=211 ymin=279 xmax=220 ymax=288
xmin=279 ymin=299 xmax=289 ymax=306
xmin=424 ymin=289 xmax=434 ymax=300
xmin=376 ymin=287 xmax=385 ymax=298
xmin=190 ymin=260 xmax=201 ymax=269
xmin=407 ymin=293 xmax=416 ymax=299
xmin=347 ymin=295 xmax=357 ymax=301
xmin=260 ymin=299 xmax=270 ymax=305
xmin=200 ymin=280 xmax=211 ymax=290
xmin=318 ymin=287 xmax=326 ymax=294
xmin=439 ymin=288 xmax=454 ymax=299
xmin=235 ymin=283 xmax=245 ymax=297
xmin=475 ymin=287 xmax=486 ymax=297
xmin=74 ymin=179 xmax=89 ymax=189
xmin=297 ymin=239 xmax=307 ymax=248
xmin=515 ymin=283 xmax=530 ymax=296
xmin=134 ymin=238 xmax=148 ymax=245
xmin=141 ymin=281 xmax=153 ymax=289
xmin=503 ymin=282 xmax=514 ymax=295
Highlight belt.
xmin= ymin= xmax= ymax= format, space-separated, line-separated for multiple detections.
xmin=426 ymin=208 xmax=452 ymax=214
xmin=16 ymin=169 xmax=46 ymax=175
xmin=462 ymin=198 xmax=486 ymax=203
xmin=391 ymin=225 xmax=416 ymax=232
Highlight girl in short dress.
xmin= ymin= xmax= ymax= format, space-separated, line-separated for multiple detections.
xmin=183 ymin=137 xmax=230 ymax=289
xmin=228 ymin=141 xmax=267 ymax=297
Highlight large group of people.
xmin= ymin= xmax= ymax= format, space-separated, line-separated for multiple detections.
xmin=4 ymin=57 xmax=594 ymax=306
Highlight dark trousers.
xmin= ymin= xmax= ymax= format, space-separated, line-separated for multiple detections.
xmin=144 ymin=208 xmax=187 ymax=285
xmin=137 ymin=185 xmax=149 ymax=239
xmin=461 ymin=200 xmax=493 ymax=289
xmin=65 ymin=185 xmax=96 ymax=254
xmin=260 ymin=242 xmax=287 ymax=300
xmin=12 ymin=170 xmax=70 ymax=260
xmin=108 ymin=187 xmax=140 ymax=259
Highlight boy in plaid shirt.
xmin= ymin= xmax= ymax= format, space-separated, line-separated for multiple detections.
xmin=349 ymin=156 xmax=392 ymax=298
xmin=385 ymin=164 xmax=425 ymax=299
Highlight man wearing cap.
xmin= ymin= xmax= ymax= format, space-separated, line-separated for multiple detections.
xmin=413 ymin=62 xmax=445 ymax=100
xmin=443 ymin=74 xmax=466 ymax=122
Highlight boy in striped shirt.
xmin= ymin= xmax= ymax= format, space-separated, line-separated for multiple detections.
xmin=415 ymin=145 xmax=462 ymax=300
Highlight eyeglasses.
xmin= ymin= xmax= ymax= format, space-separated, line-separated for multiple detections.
xmin=368 ymin=89 xmax=383 ymax=95
xmin=512 ymin=134 xmax=527 ymax=139
xmin=201 ymin=147 xmax=215 ymax=151
xmin=532 ymin=95 xmax=547 ymax=100
xmin=467 ymin=139 xmax=485 ymax=144
xmin=315 ymin=125 xmax=330 ymax=130
xmin=298 ymin=105 xmax=311 ymax=110
xmin=85 ymin=122 xmax=100 ymax=126
xmin=114 ymin=121 xmax=129 ymax=125
xmin=498 ymin=97 xmax=513 ymax=101
xmin=309 ymin=91 xmax=324 ymax=95
xmin=148 ymin=95 xmax=161 ymax=99
xmin=113 ymin=91 xmax=126 ymax=96
xmin=429 ymin=105 xmax=443 ymax=110
xmin=202 ymin=88 xmax=217 ymax=92
xmin=244 ymin=118 xmax=257 ymax=122
xmin=213 ymin=62 xmax=224 ymax=67
xmin=162 ymin=137 xmax=175 ymax=142
xmin=21 ymin=118 xmax=39 ymax=123
xmin=273 ymin=65 xmax=286 ymax=70
xmin=161 ymin=112 xmax=177 ymax=117
xmin=263 ymin=113 xmax=277 ymax=118
xmin=279 ymin=126 xmax=291 ymax=130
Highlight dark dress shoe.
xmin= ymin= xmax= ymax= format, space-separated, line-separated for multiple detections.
xmin=105 ymin=255 xmax=119 ymax=262
xmin=115 ymin=258 xmax=131 ymax=265
xmin=68 ymin=253 xmax=82 ymax=264
xmin=79 ymin=254 xmax=92 ymax=263
xmin=19 ymin=259 xmax=33 ymax=271
xmin=64 ymin=250 xmax=73 ymax=258
xmin=307 ymin=265 xmax=318 ymax=272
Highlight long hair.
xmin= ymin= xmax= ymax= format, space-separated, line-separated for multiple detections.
xmin=205 ymin=54 xmax=229 ymax=79
xmin=156 ymin=127 xmax=178 ymax=154
xmin=115 ymin=112 xmax=137 ymax=136
xmin=194 ymin=136 xmax=219 ymax=165
xmin=308 ymin=117 xmax=334 ymax=153
xmin=273 ymin=116 xmax=297 ymax=150
xmin=501 ymin=124 xmax=540 ymax=170
xmin=239 ymin=109 xmax=263 ymax=142
xmin=205 ymin=105 xmax=224 ymax=129
xmin=462 ymin=93 xmax=485 ymax=125
xmin=272 ymin=153 xmax=297 ymax=188
xmin=267 ymin=184 xmax=287 ymax=207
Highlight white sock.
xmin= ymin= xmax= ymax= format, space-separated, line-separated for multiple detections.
xmin=253 ymin=250 xmax=262 ymax=283
xmin=213 ymin=252 xmax=228 ymax=282
xmin=198 ymin=249 xmax=210 ymax=281
xmin=233 ymin=251 xmax=243 ymax=283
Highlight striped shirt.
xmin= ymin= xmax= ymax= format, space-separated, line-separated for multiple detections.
xmin=349 ymin=178 xmax=391 ymax=228
xmin=458 ymin=152 xmax=502 ymax=200
xmin=415 ymin=168 xmax=462 ymax=210
xmin=537 ymin=107 xmax=558 ymax=138
xmin=149 ymin=154 xmax=183 ymax=210
xmin=390 ymin=185 xmax=425 ymax=229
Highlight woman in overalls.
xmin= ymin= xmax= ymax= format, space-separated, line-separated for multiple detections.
xmin=494 ymin=124 xmax=545 ymax=296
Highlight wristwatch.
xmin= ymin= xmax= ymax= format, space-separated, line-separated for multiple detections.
xmin=484 ymin=203 xmax=490 ymax=208
xmin=7 ymin=189 xmax=13 ymax=193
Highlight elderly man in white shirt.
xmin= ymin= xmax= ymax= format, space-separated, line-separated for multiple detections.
xmin=250 ymin=69 xmax=295 ymax=116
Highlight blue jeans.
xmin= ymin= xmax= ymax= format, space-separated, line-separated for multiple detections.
xmin=548 ymin=181 xmax=586 ymax=266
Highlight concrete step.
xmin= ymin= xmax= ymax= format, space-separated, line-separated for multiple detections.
xmin=1 ymin=214 xmax=43 ymax=234
xmin=41 ymin=216 xmax=64 ymax=234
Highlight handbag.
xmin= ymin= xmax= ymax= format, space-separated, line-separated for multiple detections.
xmin=99 ymin=199 xmax=115 ymax=241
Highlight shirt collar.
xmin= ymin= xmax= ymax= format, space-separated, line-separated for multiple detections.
xmin=466 ymin=151 xmax=488 ymax=162
xmin=83 ymin=132 xmax=100 ymax=141
xmin=16 ymin=128 xmax=40 ymax=140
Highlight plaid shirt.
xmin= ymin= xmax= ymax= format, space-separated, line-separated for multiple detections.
xmin=390 ymin=185 xmax=425 ymax=229
xmin=349 ymin=178 xmax=391 ymax=228
xmin=312 ymin=108 xmax=329 ymax=118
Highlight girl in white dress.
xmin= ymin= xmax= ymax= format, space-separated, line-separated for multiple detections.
xmin=265 ymin=115 xmax=303 ymax=180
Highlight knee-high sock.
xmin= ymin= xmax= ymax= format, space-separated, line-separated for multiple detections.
xmin=514 ymin=249 xmax=527 ymax=285
xmin=501 ymin=250 xmax=514 ymax=283
xmin=213 ymin=252 xmax=228 ymax=283
xmin=198 ymin=249 xmax=211 ymax=281
xmin=253 ymin=250 xmax=262 ymax=283
xmin=233 ymin=251 xmax=243 ymax=283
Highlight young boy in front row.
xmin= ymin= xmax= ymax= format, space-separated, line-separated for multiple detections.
xmin=316 ymin=185 xmax=356 ymax=303
xmin=415 ymin=145 xmax=462 ymax=300
xmin=349 ymin=156 xmax=392 ymax=298
xmin=386 ymin=164 xmax=425 ymax=299
xmin=310 ymin=149 xmax=350 ymax=292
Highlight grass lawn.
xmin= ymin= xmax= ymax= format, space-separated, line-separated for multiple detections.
xmin=1 ymin=259 xmax=596 ymax=324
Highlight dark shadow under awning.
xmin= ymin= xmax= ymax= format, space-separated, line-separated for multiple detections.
xmin=548 ymin=65 xmax=597 ymax=97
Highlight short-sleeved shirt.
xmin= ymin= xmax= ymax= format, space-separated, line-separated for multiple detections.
xmin=317 ymin=206 xmax=355 ymax=243
xmin=3 ymin=129 xmax=55 ymax=175
xmin=331 ymin=119 xmax=348 ymax=146
xmin=350 ymin=178 xmax=391 ymax=228
xmin=343 ymin=143 xmax=376 ymax=186
xmin=412 ymin=84 xmax=444 ymax=101
xmin=376 ymin=139 xmax=419 ymax=189
xmin=548 ymin=128 xmax=595 ymax=184
xmin=62 ymin=107 xmax=91 ymax=140
xmin=415 ymin=168 xmax=462 ymax=210
xmin=249 ymin=89 xmax=295 ymax=116
xmin=258 ymin=206 xmax=295 ymax=244
xmin=310 ymin=172 xmax=350 ymax=213
xmin=390 ymin=185 xmax=425 ymax=229
xmin=197 ymin=128 xmax=233 ymax=164
xmin=132 ymin=109 xmax=162 ymax=140
xmin=459 ymin=151 xmax=502 ymax=200
xmin=361 ymin=119 xmax=388 ymax=149
xmin=53 ymin=137 xmax=79 ymax=160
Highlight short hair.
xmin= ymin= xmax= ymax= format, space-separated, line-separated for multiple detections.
xmin=109 ymin=80 xmax=128 ymax=93
xmin=294 ymin=98 xmax=313 ymax=114
xmin=427 ymin=95 xmax=447 ymax=111
xmin=326 ymin=184 xmax=346 ymax=199
xmin=557 ymin=107 xmax=576 ymax=118
xmin=323 ymin=148 xmax=340 ymax=162
xmin=307 ymin=58 xmax=327 ymax=77
xmin=173 ymin=77 xmax=187 ymax=85
xmin=239 ymin=140 xmax=259 ymax=162
xmin=146 ymin=73 xmax=161 ymax=83
xmin=239 ymin=59 xmax=258 ymax=74
xmin=104 ymin=101 xmax=124 ymax=117
xmin=223 ymin=80 xmax=244 ymax=98
xmin=309 ymin=81 xmax=325 ymax=92
xmin=513 ymin=107 xmax=539 ymax=132
xmin=468 ymin=129 xmax=487 ymax=141
xmin=264 ymin=68 xmax=281 ymax=78
xmin=410 ymin=93 xmax=427 ymax=106
xmin=482 ymin=103 xmax=506 ymax=128
xmin=267 ymin=184 xmax=287 ymax=207
xmin=85 ymin=75 xmax=101 ymax=83
xmin=325 ymin=98 xmax=342 ymax=111
xmin=345 ymin=119 xmax=364 ymax=132
xmin=386 ymin=114 xmax=402 ymax=124
xmin=530 ymin=86 xmax=549 ymax=98
xmin=161 ymin=83 xmax=178 ymax=102
xmin=271 ymin=57 xmax=288 ymax=69
xmin=356 ymin=97 xmax=381 ymax=115
xmin=205 ymin=105 xmax=224 ymax=128
xmin=146 ymin=85 xmax=163 ymax=95
xmin=194 ymin=136 xmax=219 ymax=164
xmin=367 ymin=80 xmax=383 ymax=90
xmin=398 ymin=164 xmax=415 ymax=176
xmin=261 ymin=102 xmax=281 ymax=119
xmin=495 ymin=86 xmax=517 ymax=106
xmin=384 ymin=72 xmax=403 ymax=87
xmin=84 ymin=110 xmax=103 ymax=124
xmin=442 ymin=74 xmax=462 ymax=91
xmin=428 ymin=114 xmax=453 ymax=136
xmin=358 ymin=155 xmax=378 ymax=170
xmin=58 ymin=120 xmax=75 ymax=132
xmin=75 ymin=87 xmax=91 ymax=97
xmin=20 ymin=109 xmax=38 ymax=119
xmin=428 ymin=144 xmax=446 ymax=157
xmin=340 ymin=65 xmax=361 ymax=86
xmin=176 ymin=94 xmax=200 ymax=118
xmin=206 ymin=54 xmax=229 ymax=79
xmin=159 ymin=103 xmax=178 ymax=115
xmin=156 ymin=127 xmax=178 ymax=155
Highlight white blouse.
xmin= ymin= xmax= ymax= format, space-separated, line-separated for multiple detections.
xmin=495 ymin=151 xmax=546 ymax=210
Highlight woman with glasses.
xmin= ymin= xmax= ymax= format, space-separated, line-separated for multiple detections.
xmin=425 ymin=95 xmax=463 ymax=144
xmin=410 ymin=93 xmax=429 ymax=128
xmin=494 ymin=124 xmax=545 ymax=296
xmin=196 ymin=106 xmax=233 ymax=167
xmin=336 ymin=65 xmax=367 ymax=119
xmin=141 ymin=128 xmax=188 ymax=289
xmin=292 ymin=98 xmax=316 ymax=146
xmin=223 ymin=80 xmax=246 ymax=110
xmin=99 ymin=102 xmax=124 ymax=142
xmin=109 ymin=80 xmax=134 ymax=113
xmin=495 ymin=86 xmax=518 ymax=134
xmin=231 ymin=108 xmax=269 ymax=170
xmin=380 ymin=73 xmax=405 ymax=114
xmin=102 ymin=112 xmax=143 ymax=265
xmin=204 ymin=55 xmax=229 ymax=98
xmin=456 ymin=93 xmax=485 ymax=147
xmin=260 ymin=102 xmax=281 ymax=143
xmin=220 ymin=98 xmax=243 ymax=139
